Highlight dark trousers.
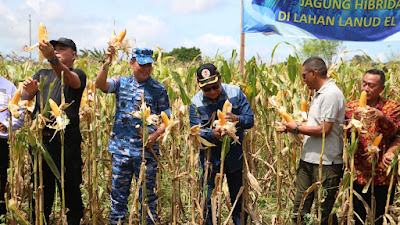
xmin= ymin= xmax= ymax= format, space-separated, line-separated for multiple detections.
xmin=204 ymin=164 xmax=247 ymax=225
xmin=292 ymin=160 xmax=343 ymax=225
xmin=33 ymin=131 xmax=83 ymax=225
xmin=0 ymin=139 xmax=9 ymax=217
xmin=353 ymin=182 xmax=395 ymax=225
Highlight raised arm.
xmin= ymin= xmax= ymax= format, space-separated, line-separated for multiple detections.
xmin=95 ymin=46 xmax=115 ymax=92
xmin=39 ymin=41 xmax=81 ymax=89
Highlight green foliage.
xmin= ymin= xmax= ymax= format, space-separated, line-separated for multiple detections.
xmin=79 ymin=47 xmax=106 ymax=60
xmin=163 ymin=47 xmax=202 ymax=62
xmin=296 ymin=39 xmax=344 ymax=66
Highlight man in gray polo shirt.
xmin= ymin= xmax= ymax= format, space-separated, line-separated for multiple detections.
xmin=283 ymin=56 xmax=345 ymax=224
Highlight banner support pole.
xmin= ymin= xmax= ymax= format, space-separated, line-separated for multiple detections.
xmin=240 ymin=0 xmax=245 ymax=74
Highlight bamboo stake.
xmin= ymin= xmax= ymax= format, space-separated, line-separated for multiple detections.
xmin=239 ymin=0 xmax=245 ymax=75
xmin=348 ymin=127 xmax=357 ymax=224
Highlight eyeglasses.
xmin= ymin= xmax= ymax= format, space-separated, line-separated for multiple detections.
xmin=302 ymin=71 xmax=313 ymax=79
xmin=202 ymin=83 xmax=220 ymax=92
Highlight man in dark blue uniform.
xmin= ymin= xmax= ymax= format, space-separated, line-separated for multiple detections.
xmin=189 ymin=63 xmax=254 ymax=225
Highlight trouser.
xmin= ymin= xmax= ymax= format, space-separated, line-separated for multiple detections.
xmin=0 ymin=139 xmax=9 ymax=218
xmin=33 ymin=131 xmax=83 ymax=225
xmin=110 ymin=154 xmax=158 ymax=225
xmin=353 ymin=182 xmax=395 ymax=225
xmin=292 ymin=160 xmax=343 ymax=225
xmin=203 ymin=164 xmax=247 ymax=225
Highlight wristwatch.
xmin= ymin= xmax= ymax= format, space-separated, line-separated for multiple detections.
xmin=48 ymin=56 xmax=59 ymax=65
xmin=294 ymin=125 xmax=300 ymax=135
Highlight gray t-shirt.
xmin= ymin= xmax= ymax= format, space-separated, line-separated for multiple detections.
xmin=302 ymin=79 xmax=345 ymax=165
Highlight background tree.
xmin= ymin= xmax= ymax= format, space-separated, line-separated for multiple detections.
xmin=296 ymin=39 xmax=344 ymax=67
xmin=164 ymin=47 xmax=202 ymax=62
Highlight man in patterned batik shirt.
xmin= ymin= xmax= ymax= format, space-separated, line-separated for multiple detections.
xmin=96 ymin=47 xmax=171 ymax=224
xmin=346 ymin=69 xmax=400 ymax=225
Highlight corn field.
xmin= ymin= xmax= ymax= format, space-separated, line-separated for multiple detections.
xmin=1 ymin=46 xmax=400 ymax=225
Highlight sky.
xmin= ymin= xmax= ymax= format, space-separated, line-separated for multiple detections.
xmin=1 ymin=0 xmax=400 ymax=63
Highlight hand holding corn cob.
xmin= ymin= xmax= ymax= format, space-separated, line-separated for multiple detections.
xmin=23 ymin=22 xmax=50 ymax=63
xmin=105 ymin=28 xmax=130 ymax=64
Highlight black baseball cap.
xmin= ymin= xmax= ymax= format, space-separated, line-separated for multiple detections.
xmin=50 ymin=37 xmax=77 ymax=52
xmin=197 ymin=63 xmax=220 ymax=88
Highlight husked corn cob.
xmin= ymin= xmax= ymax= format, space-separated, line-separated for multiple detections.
xmin=279 ymin=109 xmax=292 ymax=122
xmin=145 ymin=108 xmax=151 ymax=119
xmin=222 ymin=100 xmax=231 ymax=115
xmin=161 ymin=111 xmax=170 ymax=127
xmin=217 ymin=111 xmax=226 ymax=126
xmin=359 ymin=91 xmax=367 ymax=109
xmin=49 ymin=99 xmax=61 ymax=117
xmin=38 ymin=22 xmax=46 ymax=43
xmin=116 ymin=29 xmax=126 ymax=43
xmin=301 ymin=99 xmax=307 ymax=112
xmin=11 ymin=89 xmax=21 ymax=105
xmin=373 ymin=134 xmax=383 ymax=147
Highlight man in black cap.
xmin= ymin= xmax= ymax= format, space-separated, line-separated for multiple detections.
xmin=22 ymin=37 xmax=86 ymax=225
xmin=189 ymin=63 xmax=254 ymax=225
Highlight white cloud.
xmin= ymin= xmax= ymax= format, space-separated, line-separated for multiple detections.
xmin=158 ymin=0 xmax=223 ymax=14
xmin=126 ymin=15 xmax=168 ymax=48
xmin=182 ymin=33 xmax=239 ymax=57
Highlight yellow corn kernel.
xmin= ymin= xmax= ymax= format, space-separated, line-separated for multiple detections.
xmin=27 ymin=100 xmax=32 ymax=107
xmin=49 ymin=99 xmax=61 ymax=117
xmin=218 ymin=110 xmax=226 ymax=126
xmin=80 ymin=93 xmax=87 ymax=107
xmin=359 ymin=91 xmax=367 ymax=109
xmin=277 ymin=91 xmax=282 ymax=100
xmin=89 ymin=83 xmax=95 ymax=95
xmin=161 ymin=111 xmax=170 ymax=127
xmin=39 ymin=22 xmax=46 ymax=43
xmin=145 ymin=108 xmax=151 ymax=119
xmin=279 ymin=109 xmax=292 ymax=122
xmin=373 ymin=134 xmax=383 ymax=147
xmin=301 ymin=99 xmax=307 ymax=112
xmin=116 ymin=29 xmax=126 ymax=43
xmin=222 ymin=99 xmax=231 ymax=115
xmin=11 ymin=89 xmax=21 ymax=105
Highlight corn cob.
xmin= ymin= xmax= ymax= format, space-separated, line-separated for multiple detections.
xmin=49 ymin=99 xmax=61 ymax=117
xmin=218 ymin=110 xmax=226 ymax=126
xmin=80 ymin=93 xmax=87 ymax=107
xmin=359 ymin=91 xmax=367 ymax=109
xmin=278 ymin=109 xmax=292 ymax=122
xmin=11 ymin=89 xmax=21 ymax=105
xmin=116 ymin=29 xmax=126 ymax=43
xmin=301 ymin=99 xmax=307 ymax=112
xmin=161 ymin=111 xmax=170 ymax=127
xmin=38 ymin=22 xmax=46 ymax=43
xmin=222 ymin=99 xmax=231 ymax=115
xmin=145 ymin=108 xmax=151 ymax=119
xmin=373 ymin=134 xmax=383 ymax=147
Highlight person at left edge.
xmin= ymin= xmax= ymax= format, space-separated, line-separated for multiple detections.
xmin=21 ymin=37 xmax=86 ymax=225
xmin=95 ymin=46 xmax=171 ymax=224
xmin=0 ymin=77 xmax=25 ymax=220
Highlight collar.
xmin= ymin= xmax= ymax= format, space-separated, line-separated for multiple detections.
xmin=316 ymin=79 xmax=334 ymax=94
xmin=130 ymin=74 xmax=152 ymax=87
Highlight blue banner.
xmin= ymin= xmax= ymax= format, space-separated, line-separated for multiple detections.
xmin=243 ymin=0 xmax=400 ymax=41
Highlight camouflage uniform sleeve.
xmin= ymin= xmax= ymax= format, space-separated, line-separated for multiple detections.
xmin=157 ymin=86 xmax=171 ymax=117
xmin=106 ymin=78 xmax=119 ymax=94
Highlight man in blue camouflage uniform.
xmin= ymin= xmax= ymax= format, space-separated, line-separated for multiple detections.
xmin=96 ymin=47 xmax=171 ymax=224
xmin=189 ymin=63 xmax=254 ymax=225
